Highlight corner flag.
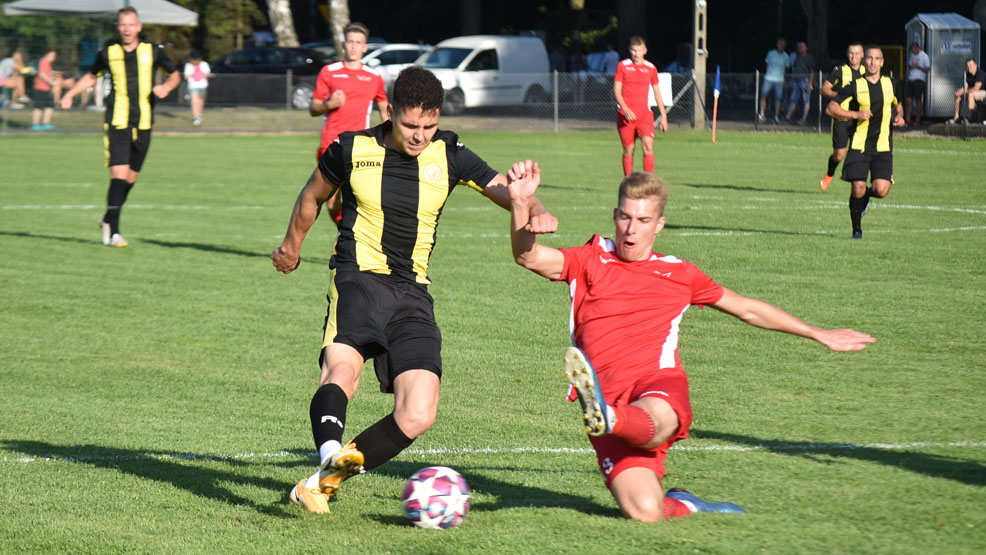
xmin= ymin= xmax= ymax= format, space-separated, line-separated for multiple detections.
xmin=712 ymin=65 xmax=721 ymax=143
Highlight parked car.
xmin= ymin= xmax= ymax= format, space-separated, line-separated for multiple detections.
xmin=362 ymin=43 xmax=432 ymax=92
xmin=301 ymin=38 xmax=389 ymax=64
xmin=415 ymin=35 xmax=551 ymax=114
xmin=207 ymin=46 xmax=331 ymax=109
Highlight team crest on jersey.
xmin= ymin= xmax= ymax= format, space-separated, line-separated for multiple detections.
xmin=140 ymin=54 xmax=152 ymax=63
xmin=357 ymin=75 xmax=372 ymax=81
xmin=422 ymin=163 xmax=443 ymax=184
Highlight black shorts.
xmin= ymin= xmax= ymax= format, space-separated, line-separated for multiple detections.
xmin=31 ymin=89 xmax=54 ymax=109
xmin=103 ymin=125 xmax=153 ymax=171
xmin=831 ymin=119 xmax=852 ymax=150
xmin=904 ymin=79 xmax=926 ymax=100
xmin=322 ymin=269 xmax=442 ymax=393
xmin=842 ymin=150 xmax=893 ymax=183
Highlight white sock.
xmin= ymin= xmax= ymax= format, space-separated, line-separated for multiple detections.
xmin=318 ymin=440 xmax=342 ymax=467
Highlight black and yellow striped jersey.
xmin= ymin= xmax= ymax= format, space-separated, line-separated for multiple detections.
xmin=834 ymin=75 xmax=900 ymax=153
xmin=318 ymin=121 xmax=500 ymax=285
xmin=825 ymin=63 xmax=863 ymax=118
xmin=90 ymin=41 xmax=175 ymax=130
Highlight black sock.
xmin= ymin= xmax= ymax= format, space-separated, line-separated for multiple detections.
xmin=351 ymin=412 xmax=414 ymax=471
xmin=105 ymin=178 xmax=128 ymax=234
xmin=309 ymin=383 xmax=349 ymax=450
xmin=122 ymin=181 xmax=136 ymax=202
xmin=849 ymin=193 xmax=866 ymax=232
xmin=827 ymin=155 xmax=839 ymax=177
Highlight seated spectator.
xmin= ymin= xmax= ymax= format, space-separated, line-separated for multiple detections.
xmin=948 ymin=58 xmax=986 ymax=124
xmin=0 ymin=50 xmax=28 ymax=107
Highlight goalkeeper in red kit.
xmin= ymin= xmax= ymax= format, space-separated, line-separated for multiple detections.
xmin=506 ymin=161 xmax=875 ymax=521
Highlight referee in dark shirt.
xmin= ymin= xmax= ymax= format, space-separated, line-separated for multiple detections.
xmin=825 ymin=45 xmax=904 ymax=239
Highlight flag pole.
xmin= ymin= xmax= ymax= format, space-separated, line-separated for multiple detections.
xmin=712 ymin=65 xmax=720 ymax=143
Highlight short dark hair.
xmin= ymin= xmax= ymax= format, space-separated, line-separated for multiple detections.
xmin=343 ymin=22 xmax=369 ymax=39
xmin=846 ymin=41 xmax=863 ymax=51
xmin=391 ymin=66 xmax=444 ymax=114
xmin=864 ymin=44 xmax=882 ymax=54
xmin=629 ymin=36 xmax=646 ymax=48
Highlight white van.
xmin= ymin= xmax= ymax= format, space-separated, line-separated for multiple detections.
xmin=415 ymin=35 xmax=551 ymax=114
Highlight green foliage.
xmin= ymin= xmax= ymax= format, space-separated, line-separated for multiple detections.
xmin=0 ymin=129 xmax=984 ymax=553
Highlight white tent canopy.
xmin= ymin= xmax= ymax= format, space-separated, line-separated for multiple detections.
xmin=3 ymin=0 xmax=198 ymax=26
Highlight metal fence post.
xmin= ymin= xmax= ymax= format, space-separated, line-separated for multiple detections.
xmin=286 ymin=69 xmax=293 ymax=130
xmin=816 ymin=69 xmax=823 ymax=132
xmin=754 ymin=69 xmax=760 ymax=129
xmin=553 ymin=70 xmax=558 ymax=132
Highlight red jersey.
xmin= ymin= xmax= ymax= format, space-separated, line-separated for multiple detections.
xmin=34 ymin=58 xmax=53 ymax=91
xmin=614 ymin=58 xmax=658 ymax=113
xmin=314 ymin=61 xmax=387 ymax=158
xmin=557 ymin=235 xmax=724 ymax=399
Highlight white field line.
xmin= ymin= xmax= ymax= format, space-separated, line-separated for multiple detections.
xmin=4 ymin=441 xmax=986 ymax=464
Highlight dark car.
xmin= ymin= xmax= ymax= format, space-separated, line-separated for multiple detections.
xmin=205 ymin=46 xmax=330 ymax=109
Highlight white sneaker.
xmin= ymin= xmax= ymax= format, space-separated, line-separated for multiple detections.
xmin=109 ymin=233 xmax=128 ymax=248
xmin=98 ymin=218 xmax=111 ymax=245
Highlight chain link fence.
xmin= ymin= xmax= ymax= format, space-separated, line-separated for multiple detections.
xmin=4 ymin=68 xmax=852 ymax=134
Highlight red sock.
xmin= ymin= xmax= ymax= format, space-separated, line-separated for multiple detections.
xmin=622 ymin=154 xmax=633 ymax=175
xmin=643 ymin=154 xmax=654 ymax=173
xmin=663 ymin=496 xmax=691 ymax=519
xmin=610 ymin=404 xmax=655 ymax=447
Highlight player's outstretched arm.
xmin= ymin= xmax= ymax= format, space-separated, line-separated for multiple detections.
xmin=153 ymin=70 xmax=181 ymax=99
xmin=710 ymin=288 xmax=876 ymax=352
xmin=60 ymin=73 xmax=96 ymax=109
xmin=271 ymin=169 xmax=338 ymax=274
xmin=506 ymin=160 xmax=565 ymax=280
xmin=482 ymin=172 xmax=558 ymax=235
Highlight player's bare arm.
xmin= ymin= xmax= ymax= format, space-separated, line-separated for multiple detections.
xmin=272 ymin=169 xmax=338 ymax=274
xmin=310 ymin=90 xmax=346 ymax=117
xmin=505 ymin=160 xmax=565 ymax=280
xmin=653 ymin=84 xmax=668 ymax=132
xmin=60 ymin=73 xmax=97 ymax=109
xmin=482 ymin=173 xmax=558 ymax=235
xmin=614 ymin=81 xmax=636 ymax=121
xmin=710 ymin=288 xmax=876 ymax=352
xmin=153 ymin=70 xmax=181 ymax=99
xmin=820 ymin=80 xmax=838 ymax=99
xmin=826 ymin=100 xmax=871 ymax=121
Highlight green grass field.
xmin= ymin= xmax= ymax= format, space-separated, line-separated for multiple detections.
xmin=1 ymin=128 xmax=984 ymax=553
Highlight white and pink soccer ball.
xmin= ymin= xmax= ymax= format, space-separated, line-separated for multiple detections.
xmin=401 ymin=466 xmax=471 ymax=529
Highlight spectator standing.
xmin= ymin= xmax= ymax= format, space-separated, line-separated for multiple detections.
xmin=785 ymin=41 xmax=815 ymax=124
xmin=614 ymin=36 xmax=668 ymax=175
xmin=183 ymin=51 xmax=211 ymax=126
xmin=758 ymin=37 xmax=790 ymax=123
xmin=903 ymin=42 xmax=930 ymax=125
xmin=602 ymin=44 xmax=620 ymax=75
xmin=31 ymin=49 xmax=57 ymax=131
xmin=947 ymin=58 xmax=986 ymax=124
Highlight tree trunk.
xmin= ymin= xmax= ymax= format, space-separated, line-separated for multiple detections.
xmin=328 ymin=0 xmax=351 ymax=56
xmin=268 ymin=0 xmax=299 ymax=47
xmin=616 ymin=0 xmax=647 ymax=58
xmin=460 ymin=0 xmax=481 ymax=36
xmin=799 ymin=0 xmax=829 ymax=67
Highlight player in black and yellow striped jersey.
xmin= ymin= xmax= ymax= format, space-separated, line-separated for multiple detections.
xmin=826 ymin=45 xmax=905 ymax=239
xmin=272 ymin=66 xmax=559 ymax=513
xmin=60 ymin=7 xmax=179 ymax=248
xmin=818 ymin=42 xmax=863 ymax=191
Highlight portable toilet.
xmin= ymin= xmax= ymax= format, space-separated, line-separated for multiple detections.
xmin=905 ymin=13 xmax=981 ymax=118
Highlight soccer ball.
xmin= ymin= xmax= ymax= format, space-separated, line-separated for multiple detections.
xmin=401 ymin=466 xmax=471 ymax=529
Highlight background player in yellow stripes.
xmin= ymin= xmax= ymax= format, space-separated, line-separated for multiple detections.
xmin=60 ymin=7 xmax=180 ymax=248
xmin=818 ymin=42 xmax=863 ymax=191
xmin=825 ymin=45 xmax=904 ymax=239
xmin=271 ymin=66 xmax=558 ymax=513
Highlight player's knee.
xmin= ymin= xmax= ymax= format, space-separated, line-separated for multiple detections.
xmin=620 ymin=495 xmax=663 ymax=522
xmin=394 ymin=405 xmax=437 ymax=439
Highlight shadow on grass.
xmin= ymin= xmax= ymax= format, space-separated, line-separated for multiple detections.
xmin=2 ymin=440 xmax=300 ymax=518
xmin=0 ymin=230 xmax=99 ymax=245
xmin=273 ymin=449 xmax=619 ymax=523
xmin=691 ymin=430 xmax=986 ymax=487
xmin=680 ymin=182 xmax=810 ymax=195
xmin=362 ymin=459 xmax=621 ymax=524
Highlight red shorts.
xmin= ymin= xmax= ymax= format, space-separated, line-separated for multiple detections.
xmin=587 ymin=368 xmax=692 ymax=487
xmin=617 ymin=108 xmax=655 ymax=146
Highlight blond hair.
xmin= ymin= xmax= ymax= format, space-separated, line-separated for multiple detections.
xmin=618 ymin=172 xmax=669 ymax=216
